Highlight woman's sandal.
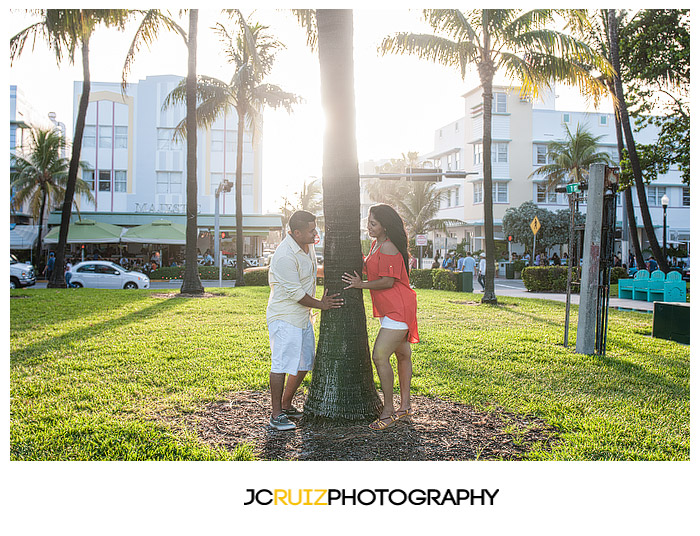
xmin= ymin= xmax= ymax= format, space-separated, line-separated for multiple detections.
xmin=394 ymin=408 xmax=415 ymax=421
xmin=369 ymin=415 xmax=396 ymax=430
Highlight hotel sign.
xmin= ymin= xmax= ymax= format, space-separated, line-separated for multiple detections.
xmin=134 ymin=202 xmax=201 ymax=214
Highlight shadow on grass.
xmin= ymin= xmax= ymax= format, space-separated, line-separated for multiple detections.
xmin=10 ymin=294 xmax=186 ymax=366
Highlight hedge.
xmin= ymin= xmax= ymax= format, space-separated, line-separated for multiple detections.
xmin=148 ymin=265 xmax=270 ymax=286
xmin=432 ymin=269 xmax=458 ymax=291
xmin=409 ymin=269 xmax=434 ymax=289
xmin=521 ymin=266 xmax=583 ymax=292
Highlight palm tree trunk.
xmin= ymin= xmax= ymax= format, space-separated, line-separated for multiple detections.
xmin=478 ymin=12 xmax=498 ymax=304
xmin=608 ymin=9 xmax=668 ymax=272
xmin=612 ymin=106 xmax=644 ymax=269
xmin=181 ymin=9 xmax=204 ymax=295
xmin=49 ymin=37 xmax=91 ymax=288
xmin=304 ymin=9 xmax=382 ymax=421
xmin=234 ymin=105 xmax=246 ymax=286
xmin=35 ymin=187 xmax=47 ymax=272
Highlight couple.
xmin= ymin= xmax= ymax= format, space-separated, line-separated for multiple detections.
xmin=266 ymin=205 xmax=419 ymax=432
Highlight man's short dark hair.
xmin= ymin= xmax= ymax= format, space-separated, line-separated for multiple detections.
xmin=288 ymin=210 xmax=316 ymax=232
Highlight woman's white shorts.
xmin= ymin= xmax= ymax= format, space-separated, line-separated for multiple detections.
xmin=380 ymin=316 xmax=409 ymax=330
xmin=268 ymin=319 xmax=315 ymax=375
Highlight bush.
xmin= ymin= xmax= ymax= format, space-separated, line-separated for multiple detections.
xmin=610 ymin=266 xmax=627 ymax=285
xmin=513 ymin=259 xmax=528 ymax=275
xmin=409 ymin=269 xmax=434 ymax=289
xmin=149 ymin=265 xmax=238 ymax=280
xmin=432 ymin=269 xmax=458 ymax=291
xmin=243 ymin=267 xmax=269 ymax=286
xmin=521 ymin=266 xmax=575 ymax=292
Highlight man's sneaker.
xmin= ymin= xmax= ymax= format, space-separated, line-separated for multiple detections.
xmin=282 ymin=406 xmax=304 ymax=419
xmin=269 ymin=414 xmax=296 ymax=431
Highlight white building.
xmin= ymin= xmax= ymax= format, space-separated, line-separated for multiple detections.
xmin=46 ymin=75 xmax=281 ymax=258
xmin=423 ymin=84 xmax=689 ymax=260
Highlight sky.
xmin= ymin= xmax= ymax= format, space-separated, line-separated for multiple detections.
xmin=8 ymin=8 xmax=609 ymax=214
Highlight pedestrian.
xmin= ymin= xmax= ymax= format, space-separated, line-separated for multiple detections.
xmin=551 ymin=252 xmax=561 ymax=266
xmin=442 ymin=253 xmax=454 ymax=271
xmin=267 ymin=210 xmax=343 ymax=431
xmin=64 ymin=258 xmax=73 ymax=287
xmin=43 ymin=251 xmax=55 ymax=281
xmin=342 ymin=203 xmax=419 ymax=431
xmin=478 ymin=252 xmax=487 ymax=290
xmin=647 ymin=257 xmax=658 ymax=272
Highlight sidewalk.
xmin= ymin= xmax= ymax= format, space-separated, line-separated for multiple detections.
xmin=490 ymin=278 xmax=654 ymax=313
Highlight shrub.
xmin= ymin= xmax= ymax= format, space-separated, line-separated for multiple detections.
xmin=409 ymin=269 xmax=434 ymax=289
xmin=610 ymin=266 xmax=627 ymax=285
xmin=432 ymin=269 xmax=457 ymax=291
xmin=149 ymin=265 xmax=238 ymax=280
xmin=513 ymin=259 xmax=528 ymax=275
xmin=522 ymin=266 xmax=570 ymax=292
xmin=243 ymin=267 xmax=269 ymax=286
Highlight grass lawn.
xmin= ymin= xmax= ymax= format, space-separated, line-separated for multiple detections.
xmin=10 ymin=286 xmax=689 ymax=461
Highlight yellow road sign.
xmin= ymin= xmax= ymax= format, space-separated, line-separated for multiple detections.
xmin=530 ymin=216 xmax=541 ymax=235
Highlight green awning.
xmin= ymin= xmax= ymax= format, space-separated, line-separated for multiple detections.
xmin=43 ymin=219 xmax=124 ymax=244
xmin=121 ymin=219 xmax=186 ymax=245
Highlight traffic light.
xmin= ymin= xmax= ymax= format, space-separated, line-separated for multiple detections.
xmin=508 ymin=235 xmax=513 ymax=242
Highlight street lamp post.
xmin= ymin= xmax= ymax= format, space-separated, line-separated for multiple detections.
xmin=661 ymin=194 xmax=669 ymax=270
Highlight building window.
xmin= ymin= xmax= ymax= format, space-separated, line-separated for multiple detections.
xmin=82 ymin=169 xmax=94 ymax=190
xmin=493 ymin=182 xmax=508 ymax=203
xmin=473 ymin=143 xmax=482 ymax=165
xmin=455 ymin=186 xmax=460 ymax=206
xmin=536 ymin=145 xmax=548 ymax=164
xmin=446 ymin=154 xmax=453 ymax=171
xmin=562 ymin=113 xmax=571 ymax=124
xmin=474 ymin=182 xmax=483 ymax=204
xmin=115 ymin=126 xmax=128 ymax=149
xmin=647 ymin=186 xmax=667 ymax=206
xmin=537 ymin=184 xmax=557 ymax=204
xmin=494 ymin=92 xmax=507 ymax=113
xmin=114 ymin=170 xmax=127 ymax=192
xmin=682 ymin=187 xmax=690 ymax=207
xmin=454 ymin=151 xmax=460 ymax=170
xmin=446 ymin=189 xmax=452 ymax=207
xmin=99 ymin=126 xmax=112 ymax=149
xmin=156 ymin=171 xmax=182 ymax=194
xmin=158 ymin=128 xmax=178 ymax=150
xmin=455 ymin=122 xmax=459 ymax=132
xmin=83 ymin=126 xmax=96 ymax=148
xmin=492 ymin=143 xmax=508 ymax=163
xmin=439 ymin=129 xmax=443 ymax=139
xmin=98 ymin=170 xmax=111 ymax=192
xmin=599 ymin=115 xmax=608 ymax=127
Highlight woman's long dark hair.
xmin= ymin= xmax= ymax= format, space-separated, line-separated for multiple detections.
xmin=369 ymin=203 xmax=411 ymax=273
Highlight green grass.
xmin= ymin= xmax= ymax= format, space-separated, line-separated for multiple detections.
xmin=10 ymin=286 xmax=689 ymax=461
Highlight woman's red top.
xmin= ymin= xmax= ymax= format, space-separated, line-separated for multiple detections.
xmin=364 ymin=240 xmax=419 ymax=343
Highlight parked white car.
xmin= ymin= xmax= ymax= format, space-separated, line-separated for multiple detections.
xmin=70 ymin=261 xmax=150 ymax=289
xmin=10 ymin=254 xmax=36 ymax=289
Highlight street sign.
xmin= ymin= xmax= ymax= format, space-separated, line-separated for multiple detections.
xmin=530 ymin=216 xmax=541 ymax=235
xmin=566 ymin=183 xmax=580 ymax=194
xmin=416 ymin=234 xmax=428 ymax=246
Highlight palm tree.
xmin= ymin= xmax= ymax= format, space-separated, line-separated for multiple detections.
xmin=121 ymin=9 xmax=203 ymax=293
xmin=607 ymin=9 xmax=668 ymax=272
xmin=296 ymin=9 xmax=382 ymax=421
xmin=164 ymin=10 xmax=301 ymax=286
xmin=10 ymin=127 xmax=94 ymax=265
xmin=380 ymin=9 xmax=611 ymax=304
xmin=11 ymin=9 xmax=131 ymax=287
xmin=529 ymin=123 xmax=612 ymax=187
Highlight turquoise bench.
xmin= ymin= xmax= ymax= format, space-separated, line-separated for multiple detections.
xmin=618 ymin=269 xmax=686 ymax=302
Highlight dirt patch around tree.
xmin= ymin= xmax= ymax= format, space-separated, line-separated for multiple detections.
xmin=180 ymin=390 xmax=559 ymax=461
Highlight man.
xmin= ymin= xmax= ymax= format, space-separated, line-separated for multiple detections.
xmin=459 ymin=252 xmax=476 ymax=290
xmin=478 ymin=252 xmax=487 ymax=291
xmin=266 ymin=210 xmax=343 ymax=431
xmin=43 ymin=251 xmax=55 ymax=281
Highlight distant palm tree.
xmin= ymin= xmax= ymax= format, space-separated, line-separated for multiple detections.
xmin=164 ymin=10 xmax=301 ymax=285
xmin=10 ymin=127 xmax=94 ymax=264
xmin=529 ymin=123 xmax=612 ymax=188
xmin=380 ymin=9 xmax=612 ymax=304
xmin=11 ymin=9 xmax=132 ymax=287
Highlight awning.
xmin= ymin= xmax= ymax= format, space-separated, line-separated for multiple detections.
xmin=10 ymin=225 xmax=39 ymax=250
xmin=43 ymin=219 xmax=124 ymax=244
xmin=121 ymin=219 xmax=186 ymax=245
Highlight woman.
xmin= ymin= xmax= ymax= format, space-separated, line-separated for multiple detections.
xmin=342 ymin=204 xmax=419 ymax=430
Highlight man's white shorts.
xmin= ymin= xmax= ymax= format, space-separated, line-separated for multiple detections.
xmin=268 ymin=319 xmax=315 ymax=375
